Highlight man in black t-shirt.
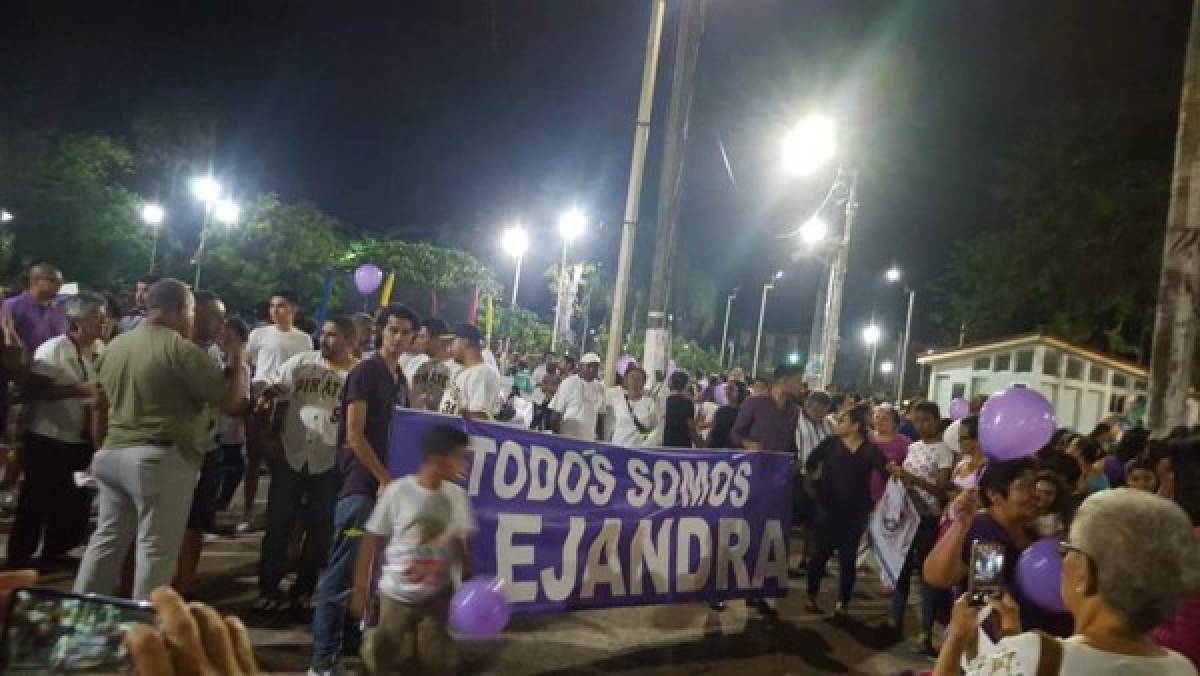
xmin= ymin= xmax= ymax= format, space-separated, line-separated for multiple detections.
xmin=311 ymin=305 xmax=420 ymax=675
xmin=662 ymin=371 xmax=701 ymax=448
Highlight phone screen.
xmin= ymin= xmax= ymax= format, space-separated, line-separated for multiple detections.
xmin=3 ymin=588 xmax=155 ymax=674
xmin=968 ymin=540 xmax=1007 ymax=606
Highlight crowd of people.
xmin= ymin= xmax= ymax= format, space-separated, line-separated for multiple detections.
xmin=0 ymin=260 xmax=1195 ymax=674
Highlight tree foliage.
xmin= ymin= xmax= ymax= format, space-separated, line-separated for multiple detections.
xmin=343 ymin=238 xmax=499 ymax=297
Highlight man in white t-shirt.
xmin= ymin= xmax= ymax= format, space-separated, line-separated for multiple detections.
xmin=8 ymin=292 xmax=107 ymax=569
xmin=241 ymin=290 xmax=314 ymax=531
xmin=550 ymin=352 xmax=606 ymax=441
xmin=438 ymin=324 xmax=499 ymax=420
xmin=254 ymin=316 xmax=358 ymax=611
xmin=410 ymin=318 xmax=460 ymax=411
xmin=398 ymin=320 xmax=429 ymax=385
xmin=350 ymin=425 xmax=474 ymax=674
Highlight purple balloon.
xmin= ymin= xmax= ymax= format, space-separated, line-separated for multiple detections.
xmin=948 ymin=397 xmax=970 ymax=421
xmin=616 ymin=355 xmax=635 ymax=377
xmin=449 ymin=576 xmax=511 ymax=639
xmin=354 ymin=263 xmax=384 ymax=295
xmin=714 ymin=382 xmax=730 ymax=406
xmin=1016 ymin=537 xmax=1066 ymax=613
xmin=978 ymin=387 xmax=1056 ymax=460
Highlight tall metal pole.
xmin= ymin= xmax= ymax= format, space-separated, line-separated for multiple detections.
xmin=551 ymin=240 xmax=567 ymax=352
xmin=1148 ymin=1 xmax=1200 ymax=434
xmin=718 ymin=290 xmax=736 ymax=366
xmin=192 ymin=207 xmax=213 ymax=290
xmin=752 ymin=281 xmax=774 ymax=379
xmin=510 ymin=254 xmax=523 ymax=307
xmin=603 ymin=0 xmax=667 ymax=387
xmin=897 ymin=287 xmax=915 ymax=401
xmin=149 ymin=226 xmax=160 ymax=274
xmin=818 ymin=170 xmax=858 ymax=389
xmin=644 ymin=0 xmax=707 ymax=384
xmin=868 ymin=341 xmax=877 ymax=387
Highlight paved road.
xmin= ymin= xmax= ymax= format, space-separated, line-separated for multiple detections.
xmin=4 ymin=488 xmax=935 ymax=675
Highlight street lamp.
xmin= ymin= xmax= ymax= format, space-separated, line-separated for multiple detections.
xmin=885 ymin=267 xmax=916 ymax=402
xmin=880 ymin=360 xmax=895 ymax=375
xmin=552 ymin=207 xmax=587 ymax=352
xmin=863 ymin=323 xmax=882 ymax=387
xmin=213 ymin=199 xmax=239 ymax=226
xmin=191 ymin=174 xmax=235 ymax=290
xmin=752 ymin=270 xmax=783 ymax=378
xmin=0 ymin=210 xmax=13 ymax=224
xmin=781 ymin=114 xmax=837 ymax=176
xmin=190 ymin=176 xmax=221 ymax=204
xmin=501 ymin=224 xmax=529 ymax=307
xmin=799 ymin=216 xmax=828 ymax=248
xmin=141 ymin=203 xmax=166 ymax=273
xmin=719 ymin=288 xmax=738 ymax=368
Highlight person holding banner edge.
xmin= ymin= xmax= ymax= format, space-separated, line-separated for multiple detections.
xmin=310 ymin=304 xmax=420 ymax=676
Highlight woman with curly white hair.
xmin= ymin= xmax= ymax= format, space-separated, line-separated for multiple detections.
xmin=935 ymin=488 xmax=1199 ymax=675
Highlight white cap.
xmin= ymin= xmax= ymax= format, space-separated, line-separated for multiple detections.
xmin=580 ymin=352 xmax=601 ymax=365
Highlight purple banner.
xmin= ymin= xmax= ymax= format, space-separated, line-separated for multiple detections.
xmin=388 ymin=408 xmax=793 ymax=614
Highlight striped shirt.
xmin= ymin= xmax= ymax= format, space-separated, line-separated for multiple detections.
xmin=795 ymin=412 xmax=835 ymax=467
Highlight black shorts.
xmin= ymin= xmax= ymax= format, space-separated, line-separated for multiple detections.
xmin=188 ymin=451 xmax=222 ymax=532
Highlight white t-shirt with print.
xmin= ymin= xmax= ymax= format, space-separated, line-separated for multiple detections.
xmin=399 ymin=352 xmax=429 ymax=387
xmin=366 ymin=476 xmax=475 ymax=603
xmin=29 ymin=335 xmax=98 ymax=444
xmin=903 ymin=439 xmax=954 ymax=516
xmin=267 ymin=351 xmax=352 ymax=473
xmin=438 ymin=362 xmax=499 ymax=418
xmin=550 ymin=374 xmax=605 ymax=441
xmin=247 ymin=324 xmax=314 ymax=384
xmin=606 ymin=388 xmax=658 ymax=447
xmin=965 ymin=631 xmax=1196 ymax=676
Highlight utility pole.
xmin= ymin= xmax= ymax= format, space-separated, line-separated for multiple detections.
xmin=644 ymin=0 xmax=707 ymax=385
xmin=718 ymin=289 xmax=737 ymax=366
xmin=603 ymin=0 xmax=667 ymax=387
xmin=1148 ymin=2 xmax=1200 ymax=434
xmin=818 ymin=169 xmax=859 ymax=389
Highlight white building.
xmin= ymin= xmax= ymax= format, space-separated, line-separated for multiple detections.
xmin=916 ymin=333 xmax=1199 ymax=433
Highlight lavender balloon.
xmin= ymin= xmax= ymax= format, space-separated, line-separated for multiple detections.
xmin=1016 ymin=537 xmax=1066 ymax=613
xmin=978 ymin=387 xmax=1055 ymax=460
xmin=449 ymin=576 xmax=511 ymax=639
xmin=354 ymin=263 xmax=384 ymax=295
xmin=948 ymin=397 xmax=970 ymax=421
xmin=616 ymin=355 xmax=635 ymax=377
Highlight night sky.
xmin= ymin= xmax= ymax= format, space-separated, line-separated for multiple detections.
xmin=0 ymin=0 xmax=1190 ymax=356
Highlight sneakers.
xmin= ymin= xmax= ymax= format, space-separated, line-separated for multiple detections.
xmin=709 ymin=601 xmax=726 ymax=612
xmin=833 ymin=601 xmax=847 ymax=617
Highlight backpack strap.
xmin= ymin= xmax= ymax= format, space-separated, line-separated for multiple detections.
xmin=1034 ymin=631 xmax=1064 ymax=676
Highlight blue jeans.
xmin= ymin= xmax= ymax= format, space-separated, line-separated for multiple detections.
xmin=259 ymin=460 xmax=339 ymax=598
xmin=892 ymin=515 xmax=941 ymax=636
xmin=311 ymin=492 xmax=374 ymax=669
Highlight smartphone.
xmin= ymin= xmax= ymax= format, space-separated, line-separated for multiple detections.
xmin=967 ymin=540 xmax=1007 ymax=607
xmin=2 ymin=587 xmax=155 ymax=674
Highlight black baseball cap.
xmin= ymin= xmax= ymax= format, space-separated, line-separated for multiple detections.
xmin=454 ymin=323 xmax=484 ymax=347
xmin=424 ymin=317 xmax=452 ymax=339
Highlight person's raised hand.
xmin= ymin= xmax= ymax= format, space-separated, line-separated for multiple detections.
xmin=951 ymin=487 xmax=980 ymax=521
xmin=126 ymin=586 xmax=257 ymax=676
xmin=989 ymin=591 xmax=1022 ymax=637
xmin=946 ymin=592 xmax=981 ymax=652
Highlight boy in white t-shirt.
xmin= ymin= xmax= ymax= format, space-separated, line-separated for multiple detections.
xmin=351 ymin=424 xmax=474 ymax=675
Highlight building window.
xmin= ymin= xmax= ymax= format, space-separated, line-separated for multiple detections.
xmin=993 ymin=353 xmax=1011 ymax=371
xmin=951 ymin=383 xmax=967 ymax=399
xmin=1043 ymin=350 xmax=1061 ymax=376
xmin=973 ymin=356 xmax=991 ymax=371
xmin=1112 ymin=373 xmax=1128 ymax=389
xmin=1012 ymin=383 xmax=1027 ymax=389
xmin=1135 ymin=380 xmax=1147 ymax=391
xmin=1065 ymin=358 xmax=1084 ymax=380
xmin=1109 ymin=394 xmax=1127 ymax=414
xmin=1089 ymin=364 xmax=1107 ymax=384
xmin=1015 ymin=350 xmax=1034 ymax=373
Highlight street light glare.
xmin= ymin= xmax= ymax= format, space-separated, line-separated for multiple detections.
xmin=501 ymin=225 xmax=530 ymax=258
xmin=880 ymin=360 xmax=895 ymax=374
xmin=781 ymin=113 xmax=837 ymax=176
xmin=558 ymin=207 xmax=586 ymax=242
xmin=190 ymin=175 xmax=222 ymax=204
xmin=885 ymin=266 xmax=902 ymax=283
xmin=787 ymin=352 xmax=800 ymax=364
xmin=213 ymin=198 xmax=240 ymax=225
xmin=0 ymin=210 xmax=12 ymax=223
xmin=140 ymin=203 xmax=165 ymax=226
xmin=862 ymin=324 xmax=882 ymax=345
xmin=799 ymin=216 xmax=828 ymax=247
xmin=774 ymin=270 xmax=784 ymax=280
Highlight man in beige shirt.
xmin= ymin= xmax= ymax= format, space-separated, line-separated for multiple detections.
xmin=74 ymin=279 xmax=247 ymax=601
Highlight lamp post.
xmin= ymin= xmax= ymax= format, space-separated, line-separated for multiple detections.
xmin=191 ymin=173 xmax=238 ymax=290
xmin=0 ymin=210 xmax=12 ymax=224
xmin=752 ymin=270 xmax=783 ymax=378
xmin=719 ymin=288 xmax=737 ymax=368
xmin=501 ymin=225 xmax=529 ymax=307
xmin=552 ymin=207 xmax=586 ymax=352
xmin=783 ymin=114 xmax=858 ymax=390
xmin=141 ymin=203 xmax=166 ymax=273
xmin=885 ymin=266 xmax=916 ymax=401
xmin=863 ymin=323 xmax=882 ymax=387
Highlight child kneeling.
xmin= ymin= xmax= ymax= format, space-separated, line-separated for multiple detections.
xmin=351 ymin=424 xmax=475 ymax=674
